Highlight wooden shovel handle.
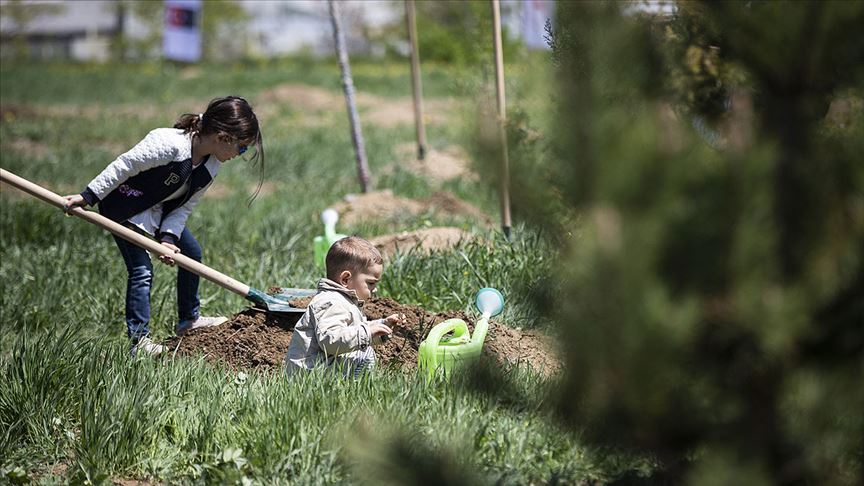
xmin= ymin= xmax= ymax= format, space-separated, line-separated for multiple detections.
xmin=0 ymin=168 xmax=252 ymax=298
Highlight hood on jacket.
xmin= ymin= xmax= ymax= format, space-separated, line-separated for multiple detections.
xmin=316 ymin=278 xmax=364 ymax=307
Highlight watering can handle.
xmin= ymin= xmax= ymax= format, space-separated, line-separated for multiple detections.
xmin=421 ymin=318 xmax=469 ymax=371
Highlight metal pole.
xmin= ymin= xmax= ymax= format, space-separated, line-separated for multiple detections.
xmin=491 ymin=0 xmax=512 ymax=238
xmin=329 ymin=0 xmax=371 ymax=193
xmin=405 ymin=0 xmax=427 ymax=160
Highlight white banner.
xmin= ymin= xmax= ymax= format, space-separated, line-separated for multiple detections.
xmin=163 ymin=0 xmax=202 ymax=62
xmin=521 ymin=0 xmax=554 ymax=50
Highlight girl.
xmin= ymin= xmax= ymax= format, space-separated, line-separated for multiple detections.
xmin=62 ymin=96 xmax=264 ymax=356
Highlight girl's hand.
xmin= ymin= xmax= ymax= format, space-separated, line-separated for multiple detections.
xmin=383 ymin=314 xmax=404 ymax=326
xmin=61 ymin=194 xmax=86 ymax=214
xmin=158 ymin=242 xmax=181 ymax=266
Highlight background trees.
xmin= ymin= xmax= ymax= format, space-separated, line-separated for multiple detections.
xmin=505 ymin=1 xmax=863 ymax=483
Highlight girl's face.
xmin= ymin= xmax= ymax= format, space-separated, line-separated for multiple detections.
xmin=214 ymin=133 xmax=252 ymax=162
xmin=339 ymin=263 xmax=383 ymax=301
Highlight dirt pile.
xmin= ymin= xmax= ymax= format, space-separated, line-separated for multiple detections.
xmin=369 ymin=227 xmax=474 ymax=258
xmin=359 ymin=96 xmax=455 ymax=128
xmin=163 ymin=309 xmax=300 ymax=370
xmin=256 ymin=83 xmax=455 ymax=128
xmin=329 ymin=189 xmax=492 ymax=227
xmin=164 ymin=297 xmax=559 ymax=376
xmin=258 ymin=84 xmax=344 ymax=112
xmin=390 ymin=143 xmax=479 ymax=183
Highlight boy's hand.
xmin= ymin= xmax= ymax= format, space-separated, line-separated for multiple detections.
xmin=370 ymin=322 xmax=393 ymax=345
xmin=158 ymin=242 xmax=181 ymax=266
xmin=376 ymin=315 xmax=403 ymax=343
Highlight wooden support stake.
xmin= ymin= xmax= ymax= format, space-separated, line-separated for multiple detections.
xmin=405 ymin=0 xmax=427 ymax=160
xmin=491 ymin=0 xmax=512 ymax=238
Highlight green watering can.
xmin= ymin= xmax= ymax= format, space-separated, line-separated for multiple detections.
xmin=418 ymin=288 xmax=505 ymax=378
xmin=313 ymin=208 xmax=348 ymax=268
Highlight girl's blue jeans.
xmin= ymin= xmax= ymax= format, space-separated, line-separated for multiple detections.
xmin=112 ymin=227 xmax=202 ymax=343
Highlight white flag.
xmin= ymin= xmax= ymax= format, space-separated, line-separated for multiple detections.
xmin=521 ymin=0 xmax=554 ymax=50
xmin=163 ymin=0 xmax=202 ymax=62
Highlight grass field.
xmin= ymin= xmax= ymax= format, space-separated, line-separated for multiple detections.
xmin=0 ymin=58 xmax=643 ymax=483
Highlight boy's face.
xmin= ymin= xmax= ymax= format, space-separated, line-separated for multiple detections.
xmin=339 ymin=262 xmax=383 ymax=301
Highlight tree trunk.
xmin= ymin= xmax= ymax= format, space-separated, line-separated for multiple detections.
xmin=329 ymin=0 xmax=371 ymax=193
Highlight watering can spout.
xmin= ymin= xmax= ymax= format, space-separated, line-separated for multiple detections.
xmin=470 ymin=309 xmax=492 ymax=341
xmin=471 ymin=316 xmax=490 ymax=347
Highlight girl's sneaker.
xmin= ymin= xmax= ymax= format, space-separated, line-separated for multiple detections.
xmin=175 ymin=316 xmax=228 ymax=336
xmin=131 ymin=337 xmax=166 ymax=357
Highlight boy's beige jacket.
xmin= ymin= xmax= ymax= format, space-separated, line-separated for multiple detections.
xmin=284 ymin=278 xmax=384 ymax=374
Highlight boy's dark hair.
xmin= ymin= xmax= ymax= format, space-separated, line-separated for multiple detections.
xmin=326 ymin=236 xmax=384 ymax=281
xmin=175 ymin=96 xmax=265 ymax=202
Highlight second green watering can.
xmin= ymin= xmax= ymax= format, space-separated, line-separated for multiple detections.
xmin=313 ymin=208 xmax=348 ymax=268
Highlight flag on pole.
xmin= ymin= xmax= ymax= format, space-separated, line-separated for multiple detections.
xmin=164 ymin=0 xmax=202 ymax=62
xmin=521 ymin=0 xmax=554 ymax=50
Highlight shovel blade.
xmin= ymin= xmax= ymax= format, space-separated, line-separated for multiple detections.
xmin=246 ymin=288 xmax=314 ymax=314
xmin=273 ymin=287 xmax=316 ymax=301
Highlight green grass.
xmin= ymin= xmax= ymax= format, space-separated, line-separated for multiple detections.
xmin=2 ymin=329 xmax=641 ymax=484
xmin=0 ymin=58 xmax=632 ymax=483
xmin=0 ymin=58 xmax=469 ymax=106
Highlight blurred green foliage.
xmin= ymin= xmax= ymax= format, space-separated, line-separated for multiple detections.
xmin=484 ymin=1 xmax=864 ymax=484
xmin=371 ymin=0 xmax=522 ymax=66
xmin=414 ymin=1 xmax=520 ymax=65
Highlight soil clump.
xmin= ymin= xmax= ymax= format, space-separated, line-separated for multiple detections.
xmin=369 ymin=227 xmax=473 ymax=258
xmin=330 ymin=189 xmax=492 ymax=227
xmin=390 ymin=143 xmax=479 ymax=183
xmin=256 ymin=84 xmax=455 ymax=128
xmin=164 ymin=297 xmax=558 ymax=376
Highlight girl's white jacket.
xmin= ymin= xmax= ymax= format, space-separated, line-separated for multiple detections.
xmin=84 ymin=128 xmax=221 ymax=241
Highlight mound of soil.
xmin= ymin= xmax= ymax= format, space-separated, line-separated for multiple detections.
xmin=163 ymin=297 xmax=559 ymax=376
xmin=164 ymin=309 xmax=299 ymax=369
xmin=390 ymin=143 xmax=479 ymax=183
xmin=1 ymin=103 xmax=38 ymax=121
xmin=330 ymin=190 xmax=492 ymax=227
xmin=258 ymin=84 xmax=344 ymax=112
xmin=256 ymin=83 xmax=455 ymax=128
xmin=369 ymin=227 xmax=474 ymax=258
xmin=425 ymin=192 xmax=491 ymax=224
xmin=359 ymin=96 xmax=454 ymax=128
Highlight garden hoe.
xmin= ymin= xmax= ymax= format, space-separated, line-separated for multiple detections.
xmin=0 ymin=168 xmax=313 ymax=314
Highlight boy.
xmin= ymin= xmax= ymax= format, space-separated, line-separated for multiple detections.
xmin=285 ymin=236 xmax=398 ymax=377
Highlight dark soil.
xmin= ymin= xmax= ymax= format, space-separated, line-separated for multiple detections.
xmin=163 ymin=309 xmax=301 ymax=370
xmin=163 ymin=297 xmax=559 ymax=375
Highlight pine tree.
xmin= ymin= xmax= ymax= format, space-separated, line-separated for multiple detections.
xmin=521 ymin=1 xmax=864 ymax=483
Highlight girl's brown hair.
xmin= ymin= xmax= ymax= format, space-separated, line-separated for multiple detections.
xmin=175 ymin=96 xmax=265 ymax=201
